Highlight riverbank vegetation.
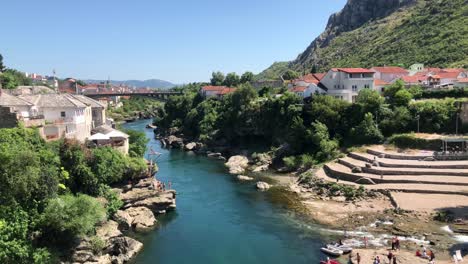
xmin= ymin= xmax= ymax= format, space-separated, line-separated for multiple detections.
xmin=156 ymin=80 xmax=466 ymax=170
xmin=107 ymin=96 xmax=165 ymax=122
xmin=0 ymin=126 xmax=148 ymax=263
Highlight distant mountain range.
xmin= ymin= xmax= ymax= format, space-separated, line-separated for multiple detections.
xmin=84 ymin=79 xmax=176 ymax=89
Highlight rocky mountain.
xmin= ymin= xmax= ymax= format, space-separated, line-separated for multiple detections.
xmin=85 ymin=79 xmax=175 ymax=89
xmin=258 ymin=0 xmax=467 ymax=80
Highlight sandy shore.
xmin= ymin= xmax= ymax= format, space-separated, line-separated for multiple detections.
xmin=343 ymin=248 xmax=453 ymax=264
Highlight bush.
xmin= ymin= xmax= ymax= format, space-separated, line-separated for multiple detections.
xmin=98 ymin=185 xmax=123 ymax=218
xmin=388 ymin=133 xmax=442 ymax=150
xmin=40 ymin=194 xmax=106 ymax=239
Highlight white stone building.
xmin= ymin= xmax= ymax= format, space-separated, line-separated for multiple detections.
xmin=320 ymin=68 xmax=375 ymax=103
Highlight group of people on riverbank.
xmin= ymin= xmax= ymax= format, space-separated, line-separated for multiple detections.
xmin=152 ymin=179 xmax=171 ymax=192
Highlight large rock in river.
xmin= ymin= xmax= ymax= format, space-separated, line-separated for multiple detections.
xmin=105 ymin=236 xmax=143 ymax=264
xmin=114 ymin=207 xmax=156 ymax=232
xmin=167 ymin=135 xmax=184 ymax=148
xmin=225 ymin=155 xmax=249 ymax=175
xmin=256 ymin=181 xmax=271 ymax=191
xmin=184 ymin=142 xmax=197 ymax=151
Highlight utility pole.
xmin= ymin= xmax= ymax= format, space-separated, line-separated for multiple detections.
xmin=416 ymin=115 xmax=420 ymax=133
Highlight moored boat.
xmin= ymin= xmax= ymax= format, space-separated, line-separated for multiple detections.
xmin=327 ymin=243 xmax=353 ymax=254
xmin=320 ymin=246 xmax=343 ymax=256
xmin=319 ymin=259 xmax=340 ymax=264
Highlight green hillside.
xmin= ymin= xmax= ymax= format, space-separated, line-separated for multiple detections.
xmin=260 ymin=0 xmax=467 ymax=78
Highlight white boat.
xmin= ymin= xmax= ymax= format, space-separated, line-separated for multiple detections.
xmin=320 ymin=246 xmax=343 ymax=256
xmin=328 ymin=244 xmax=353 ymax=254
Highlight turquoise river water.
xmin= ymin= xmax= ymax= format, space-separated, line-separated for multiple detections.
xmin=123 ymin=120 xmax=338 ymax=264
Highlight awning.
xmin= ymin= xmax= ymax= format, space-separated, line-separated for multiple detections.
xmin=88 ymin=133 xmax=110 ymax=141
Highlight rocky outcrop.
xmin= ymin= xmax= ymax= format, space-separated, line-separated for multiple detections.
xmin=166 ymin=135 xmax=184 ymax=149
xmin=292 ymin=0 xmax=416 ymax=68
xmin=184 ymin=142 xmax=197 ymax=151
xmin=71 ymin=221 xmax=138 ymax=264
xmin=225 ymin=155 xmax=249 ymax=175
xmin=237 ymin=175 xmax=254 ymax=181
xmin=105 ymin=236 xmax=143 ymax=264
xmin=256 ymin=181 xmax=271 ymax=191
xmin=114 ymin=207 xmax=156 ymax=232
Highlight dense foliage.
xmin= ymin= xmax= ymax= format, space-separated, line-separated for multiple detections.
xmin=0 ymin=126 xmax=148 ymax=262
xmin=0 ymin=69 xmax=32 ymax=89
xmin=156 ymin=82 xmax=465 ymax=169
xmin=108 ymin=96 xmax=165 ymax=122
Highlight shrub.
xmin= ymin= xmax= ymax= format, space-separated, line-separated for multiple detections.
xmin=389 ymin=134 xmax=442 ymax=150
xmin=98 ymin=185 xmax=123 ymax=218
xmin=40 ymin=194 xmax=106 ymax=239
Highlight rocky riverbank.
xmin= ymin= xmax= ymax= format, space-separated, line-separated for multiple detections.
xmin=69 ymin=176 xmax=176 ymax=264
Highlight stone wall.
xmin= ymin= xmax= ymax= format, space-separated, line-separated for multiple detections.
xmin=0 ymin=106 xmax=18 ymax=128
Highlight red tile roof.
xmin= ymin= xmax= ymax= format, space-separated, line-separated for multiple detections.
xmin=371 ymin=67 xmax=408 ymax=74
xmin=219 ymin=88 xmax=236 ymax=95
xmin=457 ymin=78 xmax=468 ymax=83
xmin=401 ymin=75 xmax=426 ymax=83
xmin=313 ymin=73 xmax=326 ymax=81
xmin=332 ymin=68 xmax=375 ymax=74
xmin=374 ymin=79 xmax=390 ymax=86
xmin=437 ymin=72 xmax=462 ymax=79
xmin=201 ymin=85 xmax=229 ymax=91
xmin=290 ymin=86 xmax=307 ymax=92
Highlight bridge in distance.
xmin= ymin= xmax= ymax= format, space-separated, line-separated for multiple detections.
xmin=84 ymin=91 xmax=183 ymax=100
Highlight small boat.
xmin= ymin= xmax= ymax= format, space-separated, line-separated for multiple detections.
xmin=327 ymin=243 xmax=353 ymax=254
xmin=320 ymin=260 xmax=340 ymax=264
xmin=320 ymin=246 xmax=343 ymax=256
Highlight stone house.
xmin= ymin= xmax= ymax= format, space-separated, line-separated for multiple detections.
xmin=320 ymin=68 xmax=375 ymax=103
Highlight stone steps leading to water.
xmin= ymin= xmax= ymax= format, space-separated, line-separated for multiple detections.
xmin=338 ymin=156 xmax=468 ymax=176
xmin=367 ymin=148 xmax=433 ymax=160
xmin=325 ymin=162 xmax=468 ymax=186
xmin=349 ymin=152 xmax=468 ymax=169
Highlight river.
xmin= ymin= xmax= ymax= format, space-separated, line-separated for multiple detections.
xmin=123 ymin=120 xmax=337 ymax=264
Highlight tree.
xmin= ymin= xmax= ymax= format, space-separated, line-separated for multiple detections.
xmin=356 ymin=88 xmax=385 ymax=114
xmin=240 ymin=71 xmax=254 ymax=84
xmin=310 ymin=64 xmax=318 ymax=74
xmin=0 ymin=69 xmax=32 ymax=89
xmin=282 ymin=70 xmax=300 ymax=80
xmin=311 ymin=121 xmax=339 ymax=162
xmin=0 ymin=54 xmax=5 ymax=72
xmin=89 ymin=147 xmax=128 ymax=185
xmin=124 ymin=129 xmax=149 ymax=157
xmin=210 ymin=71 xmax=225 ymax=86
xmin=393 ymin=89 xmax=413 ymax=106
xmin=40 ymin=194 xmax=106 ymax=240
xmin=224 ymin=72 xmax=240 ymax=87
xmin=350 ymin=113 xmax=384 ymax=144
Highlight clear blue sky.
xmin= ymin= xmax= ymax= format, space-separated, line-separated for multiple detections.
xmin=2 ymin=0 xmax=346 ymax=84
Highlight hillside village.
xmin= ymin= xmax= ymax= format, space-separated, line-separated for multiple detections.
xmin=202 ymin=64 xmax=468 ymax=103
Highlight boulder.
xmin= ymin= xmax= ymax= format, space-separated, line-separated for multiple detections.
xmin=105 ymin=236 xmax=143 ymax=264
xmin=96 ymin=220 xmax=122 ymax=241
xmin=237 ymin=175 xmax=254 ymax=181
xmin=207 ymin=152 xmax=222 ymax=158
xmin=365 ymin=163 xmax=372 ymax=168
xmin=351 ymin=166 xmax=362 ymax=173
xmin=252 ymin=164 xmax=269 ymax=172
xmin=256 ymin=181 xmax=271 ymax=191
xmin=114 ymin=207 xmax=156 ymax=232
xmin=184 ymin=142 xmax=197 ymax=151
xmin=225 ymin=155 xmax=249 ymax=175
xmin=167 ymin=135 xmax=184 ymax=149
xmin=122 ymin=191 xmax=177 ymax=214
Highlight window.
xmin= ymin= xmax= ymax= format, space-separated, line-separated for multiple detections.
xmin=364 ymin=84 xmax=370 ymax=89
xmin=381 ymin=88 xmax=385 ymax=92
xmin=352 ymin=85 xmax=358 ymax=91
xmin=61 ymin=111 xmax=66 ymax=117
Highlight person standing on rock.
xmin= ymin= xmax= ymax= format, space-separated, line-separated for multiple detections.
xmin=168 ymin=181 xmax=172 ymax=190
xmin=356 ymin=252 xmax=361 ymax=264
xmin=387 ymin=251 xmax=393 ymax=263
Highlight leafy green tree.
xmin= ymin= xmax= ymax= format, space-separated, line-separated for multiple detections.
xmin=124 ymin=129 xmax=149 ymax=157
xmin=240 ymin=71 xmax=254 ymax=84
xmin=304 ymin=95 xmax=349 ymax=136
xmin=356 ymin=88 xmax=385 ymax=115
xmin=350 ymin=113 xmax=384 ymax=144
xmin=0 ymin=54 xmax=5 ymax=72
xmin=210 ymin=71 xmax=225 ymax=86
xmin=40 ymin=194 xmax=106 ymax=240
xmin=393 ymin=89 xmax=413 ymax=106
xmin=310 ymin=121 xmax=339 ymax=162
xmin=89 ymin=147 xmax=128 ymax=185
xmin=282 ymin=70 xmax=300 ymax=80
xmin=0 ymin=69 xmax=32 ymax=89
xmin=224 ymin=72 xmax=240 ymax=87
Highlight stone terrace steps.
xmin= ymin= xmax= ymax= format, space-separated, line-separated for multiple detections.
xmin=349 ymin=152 xmax=468 ymax=169
xmin=367 ymin=148 xmax=433 ymax=160
xmin=322 ymin=163 xmax=468 ymax=196
xmin=325 ymin=162 xmax=468 ymax=186
xmin=338 ymin=157 xmax=468 ymax=177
